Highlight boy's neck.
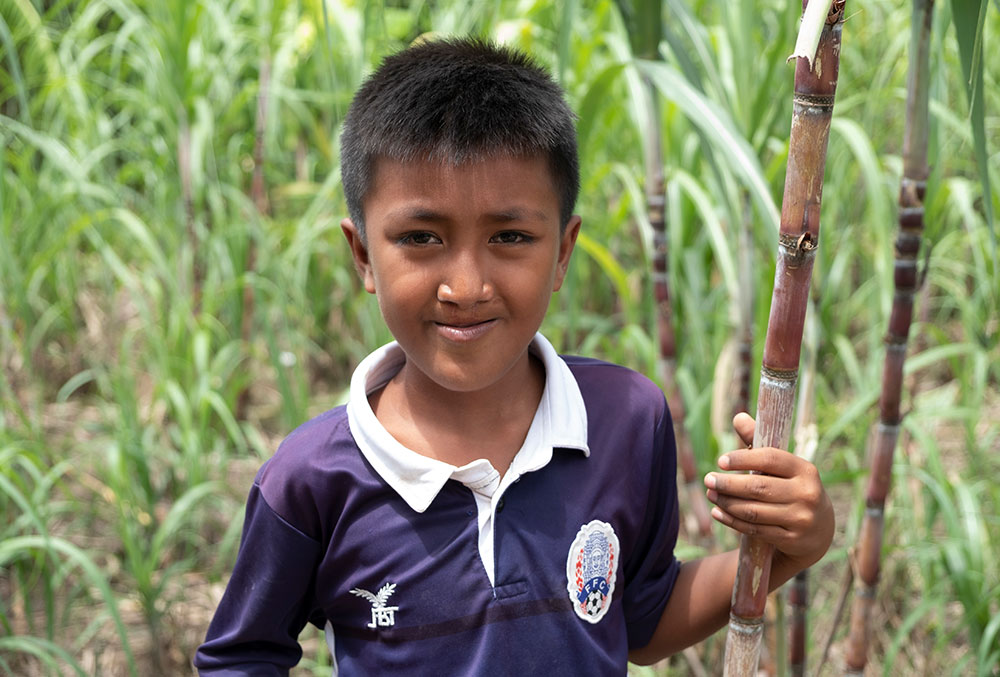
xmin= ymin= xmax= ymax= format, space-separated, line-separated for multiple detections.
xmin=369 ymin=351 xmax=545 ymax=477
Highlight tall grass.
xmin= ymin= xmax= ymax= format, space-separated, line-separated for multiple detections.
xmin=0 ymin=0 xmax=997 ymax=674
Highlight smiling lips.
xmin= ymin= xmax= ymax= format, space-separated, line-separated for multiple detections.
xmin=434 ymin=318 xmax=498 ymax=342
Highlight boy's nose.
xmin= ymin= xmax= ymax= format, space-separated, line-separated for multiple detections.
xmin=436 ymin=253 xmax=494 ymax=306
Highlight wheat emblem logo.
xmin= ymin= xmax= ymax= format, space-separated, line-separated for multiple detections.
xmin=350 ymin=583 xmax=399 ymax=628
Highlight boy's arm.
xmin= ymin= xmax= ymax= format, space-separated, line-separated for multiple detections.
xmin=194 ymin=482 xmax=322 ymax=676
xmin=629 ymin=413 xmax=834 ymax=665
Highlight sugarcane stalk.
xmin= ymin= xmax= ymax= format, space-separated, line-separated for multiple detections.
xmin=645 ymin=75 xmax=715 ymax=543
xmin=250 ymin=54 xmax=272 ymax=215
xmin=789 ymin=302 xmax=819 ymax=677
xmin=653 ymin=204 xmax=716 ymax=544
xmin=723 ymin=2 xmax=844 ymax=674
xmin=616 ymin=0 xmax=716 ymax=543
xmin=844 ymin=1 xmax=933 ymax=673
xmin=788 ymin=569 xmax=808 ymax=676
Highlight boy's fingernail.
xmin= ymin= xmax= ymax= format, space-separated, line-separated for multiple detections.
xmin=704 ymin=473 xmax=716 ymax=489
xmin=718 ymin=455 xmax=731 ymax=469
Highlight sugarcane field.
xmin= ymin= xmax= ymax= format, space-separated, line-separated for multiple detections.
xmin=1 ymin=0 xmax=998 ymax=675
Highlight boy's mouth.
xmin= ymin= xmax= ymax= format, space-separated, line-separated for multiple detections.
xmin=433 ymin=318 xmax=497 ymax=342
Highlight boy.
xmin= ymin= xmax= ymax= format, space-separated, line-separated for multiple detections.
xmin=195 ymin=38 xmax=833 ymax=675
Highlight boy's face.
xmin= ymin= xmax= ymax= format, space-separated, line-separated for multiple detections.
xmin=341 ymin=154 xmax=580 ymax=395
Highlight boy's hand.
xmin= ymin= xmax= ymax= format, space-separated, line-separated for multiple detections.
xmin=704 ymin=412 xmax=834 ymax=572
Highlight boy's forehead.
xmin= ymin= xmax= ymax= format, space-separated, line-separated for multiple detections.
xmin=365 ymin=154 xmax=560 ymax=207
xmin=369 ymin=152 xmax=549 ymax=176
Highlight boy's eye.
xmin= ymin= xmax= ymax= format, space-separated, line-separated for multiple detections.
xmin=490 ymin=231 xmax=532 ymax=245
xmin=397 ymin=232 xmax=440 ymax=246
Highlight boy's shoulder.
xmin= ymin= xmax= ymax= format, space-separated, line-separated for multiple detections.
xmin=262 ymin=404 xmax=354 ymax=471
xmin=253 ymin=405 xmax=366 ymax=538
xmin=560 ymin=353 xmax=658 ymax=384
xmin=560 ymin=354 xmax=667 ymax=420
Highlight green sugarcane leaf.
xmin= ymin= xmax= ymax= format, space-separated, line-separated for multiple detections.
xmin=575 ymin=231 xmax=631 ymax=305
xmin=950 ymin=0 xmax=995 ymax=254
xmin=671 ymin=169 xmax=738 ymax=301
xmin=662 ymin=0 xmax=723 ymax=101
xmin=638 ymin=59 xmax=780 ymax=237
xmin=788 ymin=0 xmax=835 ymax=68
xmin=904 ymin=342 xmax=980 ymax=374
xmin=0 ymin=13 xmax=30 ymax=125
xmin=0 ymin=636 xmax=87 ymax=676
xmin=57 ymin=369 xmax=96 ymax=403
xmin=150 ymin=481 xmax=220 ymax=561
xmin=576 ymin=63 xmax=627 ymax=156
xmin=0 ymin=536 xmax=137 ymax=675
xmin=613 ymin=0 xmax=662 ymax=59
xmin=556 ymin=0 xmax=579 ymax=83
xmin=882 ymin=582 xmax=942 ymax=675
xmin=980 ymin=610 xmax=1000 ymax=676
xmin=0 ymin=470 xmax=48 ymax=539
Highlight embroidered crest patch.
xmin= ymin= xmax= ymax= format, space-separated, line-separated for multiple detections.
xmin=566 ymin=520 xmax=619 ymax=623
xmin=350 ymin=583 xmax=399 ymax=628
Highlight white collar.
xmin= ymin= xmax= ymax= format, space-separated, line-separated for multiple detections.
xmin=345 ymin=333 xmax=589 ymax=513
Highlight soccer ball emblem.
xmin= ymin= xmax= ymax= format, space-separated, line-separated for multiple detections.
xmin=585 ymin=589 xmax=604 ymax=616
xmin=566 ymin=520 xmax=620 ymax=624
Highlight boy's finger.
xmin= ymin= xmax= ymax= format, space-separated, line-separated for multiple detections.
xmin=732 ymin=412 xmax=755 ymax=447
xmin=718 ymin=447 xmax=801 ymax=478
xmin=706 ymin=493 xmax=791 ymax=527
xmin=706 ymin=471 xmax=786 ymax=504
xmin=709 ymin=506 xmax=793 ymax=546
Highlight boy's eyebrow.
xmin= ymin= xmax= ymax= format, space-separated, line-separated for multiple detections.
xmin=380 ymin=206 xmax=446 ymax=223
xmin=488 ymin=207 xmax=551 ymax=223
xmin=384 ymin=205 xmax=552 ymax=223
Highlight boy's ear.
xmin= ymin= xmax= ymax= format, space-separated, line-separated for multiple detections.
xmin=341 ymin=219 xmax=377 ymax=294
xmin=553 ymin=215 xmax=582 ymax=292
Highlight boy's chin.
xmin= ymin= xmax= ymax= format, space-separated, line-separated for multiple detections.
xmin=397 ymin=351 xmax=537 ymax=397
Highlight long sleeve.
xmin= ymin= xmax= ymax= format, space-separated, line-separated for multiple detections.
xmin=194 ymin=481 xmax=323 ymax=676
xmin=621 ymin=398 xmax=681 ymax=650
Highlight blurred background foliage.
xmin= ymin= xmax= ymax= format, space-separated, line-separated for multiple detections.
xmin=0 ymin=0 xmax=997 ymax=674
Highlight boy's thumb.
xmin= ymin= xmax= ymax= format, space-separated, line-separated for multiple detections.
xmin=732 ymin=412 xmax=755 ymax=448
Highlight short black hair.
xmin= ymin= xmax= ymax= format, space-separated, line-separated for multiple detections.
xmin=340 ymin=38 xmax=579 ymax=237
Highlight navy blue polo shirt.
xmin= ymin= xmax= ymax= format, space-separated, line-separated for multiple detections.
xmin=195 ymin=334 xmax=680 ymax=675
